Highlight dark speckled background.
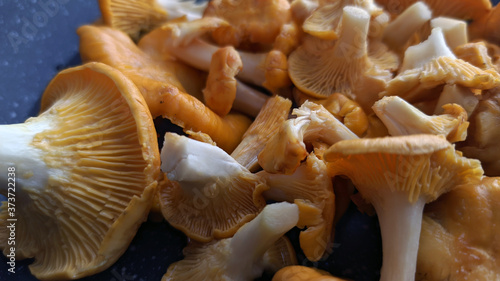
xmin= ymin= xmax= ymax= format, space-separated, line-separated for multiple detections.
xmin=0 ymin=1 xmax=498 ymax=280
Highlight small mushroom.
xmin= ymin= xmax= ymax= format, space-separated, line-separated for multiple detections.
xmin=0 ymin=62 xmax=160 ymax=280
xmin=258 ymin=153 xmax=335 ymax=262
xmin=203 ymin=0 xmax=292 ymax=48
xmin=324 ymin=134 xmax=484 ymax=281
xmin=373 ymin=96 xmax=469 ymax=142
xmin=162 ymin=202 xmax=299 ymax=281
xmin=417 ymin=176 xmax=500 ymax=280
xmin=158 ymin=133 xmax=268 ymax=242
xmin=258 ymin=101 xmax=358 ymax=175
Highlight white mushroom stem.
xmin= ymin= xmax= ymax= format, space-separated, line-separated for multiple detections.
xmin=400 ymin=27 xmax=456 ymax=72
xmin=373 ymin=96 xmax=465 ymax=136
xmin=382 ymin=1 xmax=432 ymax=51
xmin=430 ymin=17 xmax=468 ymax=50
xmin=167 ymin=38 xmax=267 ymax=86
xmin=0 ymin=117 xmax=52 ymax=195
xmin=374 ymin=192 xmax=426 ymax=281
xmin=333 ymin=6 xmax=371 ymax=59
xmin=225 ymin=202 xmax=299 ymax=280
xmin=434 ymin=85 xmax=479 ymax=116
xmin=156 ymin=0 xmax=208 ymax=21
xmin=233 ymin=82 xmax=269 ymax=117
xmin=160 ymin=133 xmax=246 ymax=190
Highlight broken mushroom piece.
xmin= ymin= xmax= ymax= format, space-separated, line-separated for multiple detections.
xmin=324 ymin=134 xmax=484 ymax=281
xmin=162 ymin=202 xmax=299 ymax=281
xmin=258 ymin=153 xmax=335 ymax=262
xmin=203 ymin=0 xmax=291 ymax=48
xmin=433 ymin=84 xmax=480 ymax=116
xmin=258 ymin=101 xmax=359 ymax=175
xmin=454 ymin=41 xmax=498 ymax=71
xmin=272 ymin=265 xmax=348 ymax=281
xmin=231 ymin=96 xmax=292 ymax=172
xmin=416 ymin=176 xmax=500 ymax=280
xmin=159 ymin=133 xmax=268 ymax=242
xmin=458 ymin=88 xmax=500 ymax=176
xmin=373 ymin=96 xmax=469 ymax=142
xmin=0 ymin=62 xmax=160 ymax=280
xmin=382 ymin=1 xmax=432 ymax=52
xmin=381 ymin=28 xmax=500 ymax=103
xmin=288 ymin=6 xmax=395 ymax=112
xmin=430 ymin=17 xmax=468 ymax=51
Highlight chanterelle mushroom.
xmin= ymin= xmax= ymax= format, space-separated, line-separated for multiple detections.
xmin=158 ymin=133 xmax=268 ymax=242
xmin=373 ymin=96 xmax=469 ymax=142
xmin=288 ymin=6 xmax=396 ymax=112
xmin=324 ymin=134 xmax=484 ymax=281
xmin=381 ymin=27 xmax=500 ymax=103
xmin=162 ymin=202 xmax=299 ymax=281
xmin=203 ymin=0 xmax=291 ymax=48
xmin=0 ymin=62 xmax=160 ymax=280
xmin=78 ymin=24 xmax=253 ymax=153
xmin=258 ymin=101 xmax=358 ymax=175
xmin=416 ymin=176 xmax=500 ymax=281
xmin=272 ymin=265 xmax=348 ymax=281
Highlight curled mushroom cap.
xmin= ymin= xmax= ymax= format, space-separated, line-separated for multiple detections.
xmin=158 ymin=133 xmax=268 ymax=242
xmin=324 ymin=134 xmax=484 ymax=281
xmin=373 ymin=96 xmax=469 ymax=142
xmin=78 ymin=24 xmax=252 ymax=153
xmin=417 ymin=176 xmax=500 ymax=280
xmin=258 ymin=101 xmax=358 ymax=175
xmin=231 ymin=96 xmax=292 ymax=172
xmin=203 ymin=0 xmax=291 ymax=48
xmin=162 ymin=202 xmax=299 ymax=281
xmin=289 ymin=6 xmax=395 ymax=111
xmin=0 ymin=62 xmax=160 ymax=280
xmin=258 ymin=153 xmax=335 ymax=262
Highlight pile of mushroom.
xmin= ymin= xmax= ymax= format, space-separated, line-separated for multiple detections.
xmin=2 ymin=0 xmax=500 ymax=280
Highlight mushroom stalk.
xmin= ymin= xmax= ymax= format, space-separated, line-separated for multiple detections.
xmin=167 ymin=38 xmax=267 ymax=86
xmin=0 ymin=118 xmax=51 ymax=194
xmin=430 ymin=17 xmax=468 ymax=51
xmin=156 ymin=0 xmax=208 ymax=21
xmin=333 ymin=6 xmax=370 ymax=59
xmin=375 ymin=192 xmax=426 ymax=281
xmin=382 ymin=1 xmax=432 ymax=51
xmin=226 ymin=202 xmax=299 ymax=280
xmin=233 ymin=82 xmax=269 ymax=117
xmin=400 ymin=27 xmax=456 ymax=72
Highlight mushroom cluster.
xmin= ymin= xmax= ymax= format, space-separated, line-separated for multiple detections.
xmin=2 ymin=0 xmax=500 ymax=280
